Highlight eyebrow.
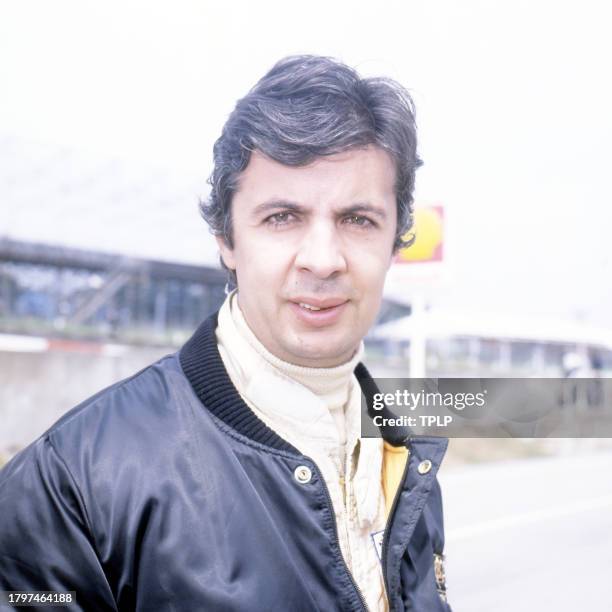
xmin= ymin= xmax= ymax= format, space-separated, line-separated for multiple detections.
xmin=252 ymin=199 xmax=388 ymax=221
xmin=252 ymin=200 xmax=303 ymax=217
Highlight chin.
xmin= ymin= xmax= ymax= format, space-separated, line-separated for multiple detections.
xmin=288 ymin=342 xmax=355 ymax=367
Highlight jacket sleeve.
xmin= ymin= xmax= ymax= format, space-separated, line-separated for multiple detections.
xmin=0 ymin=436 xmax=117 ymax=611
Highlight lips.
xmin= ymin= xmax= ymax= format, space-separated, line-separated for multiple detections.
xmin=288 ymin=298 xmax=349 ymax=328
xmin=291 ymin=297 xmax=348 ymax=310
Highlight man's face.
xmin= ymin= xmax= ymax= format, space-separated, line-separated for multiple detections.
xmin=217 ymin=145 xmax=397 ymax=368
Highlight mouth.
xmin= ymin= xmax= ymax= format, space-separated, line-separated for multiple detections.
xmin=289 ymin=298 xmax=349 ymax=327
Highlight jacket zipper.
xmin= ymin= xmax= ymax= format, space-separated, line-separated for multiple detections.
xmin=381 ymin=438 xmax=412 ymax=612
xmin=307 ymin=459 xmax=369 ymax=612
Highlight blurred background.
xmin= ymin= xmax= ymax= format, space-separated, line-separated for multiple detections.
xmin=1 ymin=1 xmax=611 ymax=609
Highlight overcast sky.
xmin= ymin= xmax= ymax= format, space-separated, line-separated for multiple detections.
xmin=1 ymin=0 xmax=611 ymax=327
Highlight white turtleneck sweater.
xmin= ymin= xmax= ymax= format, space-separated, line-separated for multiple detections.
xmin=215 ymin=291 xmax=388 ymax=611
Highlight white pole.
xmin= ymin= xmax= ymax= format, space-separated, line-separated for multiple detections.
xmin=409 ymin=293 xmax=427 ymax=378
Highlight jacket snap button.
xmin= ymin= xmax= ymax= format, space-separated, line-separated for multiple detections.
xmin=418 ymin=460 xmax=432 ymax=475
xmin=294 ymin=465 xmax=312 ymax=484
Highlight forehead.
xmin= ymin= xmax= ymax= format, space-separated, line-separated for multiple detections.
xmin=234 ymin=146 xmax=397 ymax=209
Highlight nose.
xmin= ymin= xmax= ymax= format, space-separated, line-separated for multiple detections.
xmin=294 ymin=219 xmax=347 ymax=279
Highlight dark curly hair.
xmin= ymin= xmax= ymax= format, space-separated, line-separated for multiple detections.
xmin=200 ymin=55 xmax=422 ymax=287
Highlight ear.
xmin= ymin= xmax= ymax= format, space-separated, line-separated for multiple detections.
xmin=216 ymin=235 xmax=236 ymax=270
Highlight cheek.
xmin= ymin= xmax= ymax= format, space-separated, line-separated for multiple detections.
xmin=234 ymin=241 xmax=288 ymax=289
xmin=352 ymin=249 xmax=392 ymax=286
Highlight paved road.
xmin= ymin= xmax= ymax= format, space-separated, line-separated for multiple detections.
xmin=438 ymin=451 xmax=612 ymax=611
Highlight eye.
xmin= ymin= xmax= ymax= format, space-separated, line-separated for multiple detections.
xmin=265 ymin=211 xmax=296 ymax=226
xmin=343 ymin=215 xmax=375 ymax=228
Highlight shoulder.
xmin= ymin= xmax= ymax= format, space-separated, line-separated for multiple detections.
xmin=10 ymin=352 xmax=207 ymax=480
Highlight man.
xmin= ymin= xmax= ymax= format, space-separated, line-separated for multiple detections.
xmin=0 ymin=55 xmax=450 ymax=611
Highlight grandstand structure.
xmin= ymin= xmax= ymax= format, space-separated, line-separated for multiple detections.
xmin=0 ymin=134 xmax=231 ymax=347
xmin=0 ymin=237 xmax=226 ymax=347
